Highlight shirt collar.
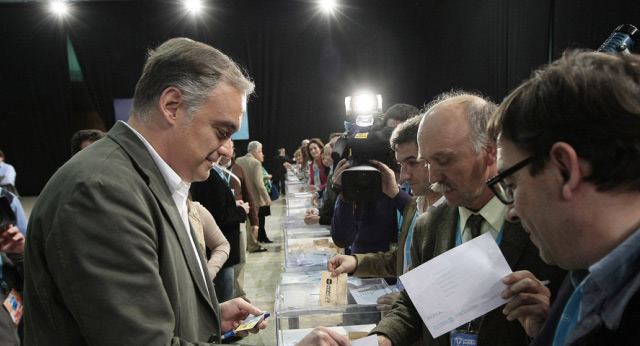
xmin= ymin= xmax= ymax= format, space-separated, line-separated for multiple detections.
xmin=121 ymin=121 xmax=191 ymax=205
xmin=458 ymin=196 xmax=506 ymax=234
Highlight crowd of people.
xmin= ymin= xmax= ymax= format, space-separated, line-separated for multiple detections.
xmin=1 ymin=37 xmax=639 ymax=346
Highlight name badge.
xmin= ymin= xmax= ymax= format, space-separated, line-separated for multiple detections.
xmin=3 ymin=288 xmax=23 ymax=327
xmin=450 ymin=332 xmax=477 ymax=346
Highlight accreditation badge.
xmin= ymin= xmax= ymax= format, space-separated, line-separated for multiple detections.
xmin=450 ymin=331 xmax=477 ymax=346
xmin=3 ymin=288 xmax=23 ymax=327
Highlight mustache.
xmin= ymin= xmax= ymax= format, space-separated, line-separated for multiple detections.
xmin=430 ymin=182 xmax=452 ymax=193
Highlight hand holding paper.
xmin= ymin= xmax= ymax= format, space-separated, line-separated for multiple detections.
xmin=399 ymin=233 xmax=512 ymax=338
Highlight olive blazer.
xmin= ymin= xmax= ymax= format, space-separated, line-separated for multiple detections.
xmin=24 ymin=122 xmax=221 ymax=345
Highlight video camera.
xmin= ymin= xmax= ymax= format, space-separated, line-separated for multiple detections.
xmin=332 ymin=92 xmax=394 ymax=202
xmin=596 ymin=24 xmax=638 ymax=54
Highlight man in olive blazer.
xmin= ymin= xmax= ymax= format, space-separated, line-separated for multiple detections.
xmin=23 ymin=38 xmax=266 ymax=345
xmin=372 ymin=92 xmax=565 ymax=346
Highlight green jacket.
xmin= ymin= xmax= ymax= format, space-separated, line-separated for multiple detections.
xmin=24 ymin=122 xmax=221 ymax=345
xmin=371 ymin=202 xmax=566 ymax=346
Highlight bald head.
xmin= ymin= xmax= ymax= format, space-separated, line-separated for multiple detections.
xmin=417 ymin=92 xmax=498 ymax=210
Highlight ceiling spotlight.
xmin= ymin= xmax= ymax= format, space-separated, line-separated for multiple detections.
xmin=320 ymin=0 xmax=337 ymax=13
xmin=184 ymin=0 xmax=203 ymax=14
xmin=50 ymin=1 xmax=68 ymax=16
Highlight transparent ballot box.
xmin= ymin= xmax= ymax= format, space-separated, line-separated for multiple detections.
xmin=281 ymin=270 xmax=323 ymax=284
xmin=286 ymin=192 xmax=314 ymax=210
xmin=286 ymin=169 xmax=304 ymax=182
xmin=286 ymin=181 xmax=308 ymax=195
xmin=286 ymin=207 xmax=308 ymax=217
xmin=284 ymin=230 xmax=339 ymax=272
xmin=275 ymin=278 xmax=391 ymax=345
xmin=283 ymin=222 xmax=328 ymax=236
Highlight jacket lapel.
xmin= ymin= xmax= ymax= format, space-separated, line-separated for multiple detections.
xmin=108 ymin=122 xmax=215 ymax=310
xmin=498 ymin=221 xmax=529 ymax=268
xmin=435 ymin=205 xmax=458 ymax=256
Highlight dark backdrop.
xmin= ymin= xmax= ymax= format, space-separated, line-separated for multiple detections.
xmin=1 ymin=0 xmax=638 ymax=195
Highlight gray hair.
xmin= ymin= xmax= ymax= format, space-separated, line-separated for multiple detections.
xmin=131 ymin=37 xmax=255 ymax=122
xmin=247 ymin=141 xmax=262 ymax=153
xmin=424 ymin=90 xmax=496 ymax=154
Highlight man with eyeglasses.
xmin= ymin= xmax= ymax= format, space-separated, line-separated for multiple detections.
xmin=371 ymin=91 xmax=565 ymax=346
xmin=489 ymin=50 xmax=640 ymax=346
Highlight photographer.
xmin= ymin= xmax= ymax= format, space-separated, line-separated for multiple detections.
xmin=329 ymin=104 xmax=417 ymax=256
xmin=328 ymin=115 xmax=444 ymax=311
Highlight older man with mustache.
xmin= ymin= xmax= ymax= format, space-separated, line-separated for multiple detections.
xmin=370 ymin=91 xmax=566 ymax=346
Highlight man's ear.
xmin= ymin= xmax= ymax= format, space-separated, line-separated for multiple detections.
xmin=549 ymin=142 xmax=589 ymax=200
xmin=158 ymin=87 xmax=183 ymax=125
xmin=483 ymin=141 xmax=498 ymax=166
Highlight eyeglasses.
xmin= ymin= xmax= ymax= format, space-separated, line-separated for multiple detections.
xmin=486 ymin=156 xmax=535 ymax=204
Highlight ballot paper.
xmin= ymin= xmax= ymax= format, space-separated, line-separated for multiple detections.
xmin=399 ymin=233 xmax=512 ymax=338
xmin=350 ymin=283 xmax=393 ymax=305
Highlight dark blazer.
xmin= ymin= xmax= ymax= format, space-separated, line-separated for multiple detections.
xmin=191 ymin=169 xmax=246 ymax=267
xmin=371 ymin=202 xmax=566 ymax=346
xmin=532 ymin=273 xmax=640 ymax=346
xmin=23 ymin=122 xmax=221 ymax=345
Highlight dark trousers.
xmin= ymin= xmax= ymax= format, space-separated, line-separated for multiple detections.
xmin=258 ymin=206 xmax=271 ymax=241
xmin=277 ymin=178 xmax=286 ymax=196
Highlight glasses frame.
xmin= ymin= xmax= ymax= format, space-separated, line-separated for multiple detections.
xmin=486 ymin=156 xmax=535 ymax=204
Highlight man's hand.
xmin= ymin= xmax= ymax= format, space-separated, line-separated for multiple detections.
xmin=219 ymin=298 xmax=268 ymax=337
xmin=501 ymin=270 xmax=551 ymax=338
xmin=283 ymin=162 xmax=292 ymax=169
xmin=237 ymin=200 xmax=250 ymax=214
xmin=265 ymin=199 xmax=272 ymax=207
xmin=304 ymin=214 xmax=320 ymax=225
xmin=370 ymin=160 xmax=399 ymax=199
xmin=377 ymin=335 xmax=392 ymax=346
xmin=297 ymin=327 xmax=351 ymax=346
xmin=327 ymin=255 xmax=357 ymax=276
xmin=0 ymin=224 xmax=24 ymax=254
xmin=251 ymin=226 xmax=259 ymax=236
xmin=331 ymin=159 xmax=350 ymax=187
xmin=376 ymin=292 xmax=401 ymax=312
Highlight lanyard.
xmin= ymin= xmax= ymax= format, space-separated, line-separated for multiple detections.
xmin=403 ymin=209 xmax=420 ymax=273
xmin=313 ymin=162 xmax=322 ymax=187
xmin=455 ymin=217 xmax=504 ymax=247
xmin=213 ymin=166 xmax=231 ymax=186
xmin=553 ymin=279 xmax=586 ymax=346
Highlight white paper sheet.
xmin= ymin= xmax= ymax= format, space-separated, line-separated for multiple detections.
xmin=399 ymin=233 xmax=512 ymax=338
xmin=350 ymin=284 xmax=393 ymax=305
xmin=351 ymin=335 xmax=379 ymax=346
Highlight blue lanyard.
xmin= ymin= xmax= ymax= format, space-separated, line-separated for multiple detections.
xmin=213 ymin=166 xmax=231 ymax=186
xmin=397 ymin=211 xmax=404 ymax=239
xmin=553 ymin=279 xmax=586 ymax=346
xmin=313 ymin=162 xmax=322 ymax=187
xmin=455 ymin=216 xmax=504 ymax=246
xmin=403 ymin=209 xmax=419 ymax=273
